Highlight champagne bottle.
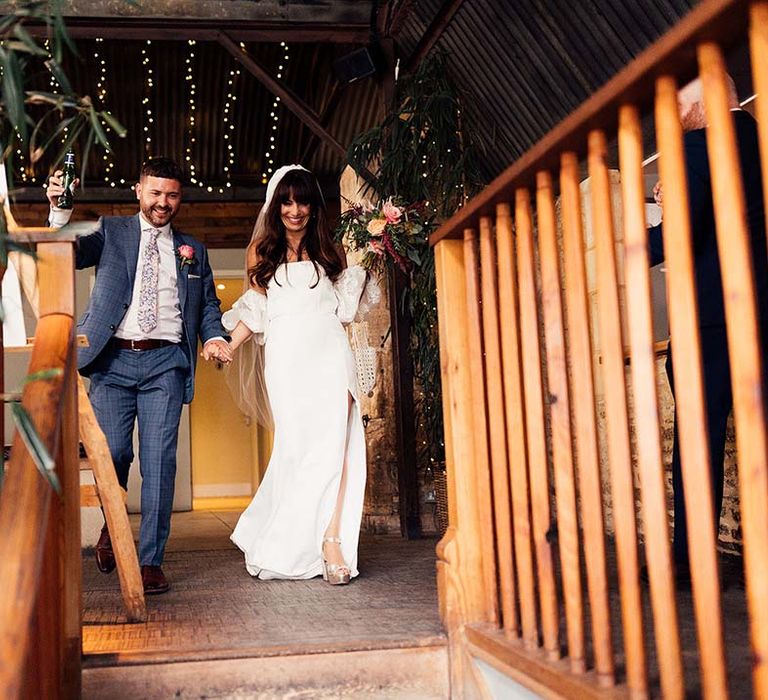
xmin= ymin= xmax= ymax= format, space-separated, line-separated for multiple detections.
xmin=57 ymin=151 xmax=76 ymax=210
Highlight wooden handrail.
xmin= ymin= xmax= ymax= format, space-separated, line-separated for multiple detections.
xmin=0 ymin=313 xmax=75 ymax=697
xmin=430 ymin=0 xmax=748 ymax=245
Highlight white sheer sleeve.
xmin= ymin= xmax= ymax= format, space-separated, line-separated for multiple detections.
xmin=334 ymin=265 xmax=381 ymax=324
xmin=222 ymin=289 xmax=268 ymax=343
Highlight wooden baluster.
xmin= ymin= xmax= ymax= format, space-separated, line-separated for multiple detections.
xmin=700 ymin=43 xmax=768 ymax=697
xmin=560 ymin=152 xmax=615 ymax=686
xmin=535 ymin=171 xmax=585 ymax=673
xmin=479 ymin=215 xmax=518 ymax=636
xmin=496 ymin=202 xmax=539 ymax=648
xmin=463 ymin=228 xmax=501 ymax=626
xmin=750 ymin=2 xmax=768 ymax=238
xmin=515 ymin=187 xmax=560 ymax=659
xmin=655 ymin=74 xmax=729 ymax=700
xmin=618 ymin=103 xmax=685 ymax=700
xmin=588 ymin=129 xmax=648 ymax=698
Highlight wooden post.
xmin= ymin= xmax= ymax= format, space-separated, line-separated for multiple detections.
xmin=496 ymin=201 xmax=538 ymax=649
xmin=387 ymin=265 xmax=422 ymax=538
xmin=463 ymin=228 xmax=500 ymax=625
xmin=618 ymin=103 xmax=684 ymax=700
xmin=699 ymin=43 xmax=768 ymax=697
xmin=434 ymin=237 xmax=492 ymax=698
xmin=478 ymin=216 xmax=516 ymax=635
xmin=655 ymin=74 xmax=728 ymax=700
xmin=560 ymin=152 xmax=615 ymax=686
xmin=588 ymin=129 xmax=648 ymax=698
xmin=536 ymin=170 xmax=585 ymax=673
xmin=515 ymin=187 xmax=559 ymax=660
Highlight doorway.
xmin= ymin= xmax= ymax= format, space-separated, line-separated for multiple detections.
xmin=189 ymin=276 xmax=272 ymax=510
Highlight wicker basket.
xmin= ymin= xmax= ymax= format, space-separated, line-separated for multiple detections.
xmin=434 ymin=468 xmax=449 ymax=537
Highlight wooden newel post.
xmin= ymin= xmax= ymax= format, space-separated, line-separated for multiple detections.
xmin=388 ymin=265 xmax=421 ymax=539
xmin=434 ymin=237 xmax=494 ymax=696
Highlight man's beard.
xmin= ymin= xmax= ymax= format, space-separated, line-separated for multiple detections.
xmin=143 ymin=205 xmax=175 ymax=226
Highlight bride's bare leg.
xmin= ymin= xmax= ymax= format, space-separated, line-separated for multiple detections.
xmin=323 ymin=393 xmax=353 ymax=569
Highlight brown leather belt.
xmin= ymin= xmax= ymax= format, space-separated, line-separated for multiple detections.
xmin=113 ymin=338 xmax=177 ymax=351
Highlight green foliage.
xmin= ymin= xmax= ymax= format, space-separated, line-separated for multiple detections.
xmin=346 ymin=53 xmax=485 ymax=472
xmin=0 ymin=1 xmax=126 ymax=242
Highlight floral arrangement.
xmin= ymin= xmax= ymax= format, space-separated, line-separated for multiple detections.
xmin=335 ymin=197 xmax=435 ymax=274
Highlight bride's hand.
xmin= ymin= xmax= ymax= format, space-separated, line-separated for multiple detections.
xmin=203 ymin=339 xmax=233 ymax=364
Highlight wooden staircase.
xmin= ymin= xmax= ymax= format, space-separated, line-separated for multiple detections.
xmin=82 ymin=643 xmax=449 ymax=699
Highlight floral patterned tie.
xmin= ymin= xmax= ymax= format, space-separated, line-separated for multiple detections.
xmin=137 ymin=228 xmax=161 ymax=333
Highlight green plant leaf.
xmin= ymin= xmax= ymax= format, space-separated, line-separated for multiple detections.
xmin=100 ymin=110 xmax=127 ymax=139
xmin=88 ymin=109 xmax=110 ymax=150
xmin=12 ymin=23 xmax=48 ymax=56
xmin=1 ymin=47 xmax=28 ymax=146
xmin=44 ymin=58 xmax=73 ymax=96
xmin=21 ymin=368 xmax=63 ymax=386
xmin=10 ymin=402 xmax=61 ymax=495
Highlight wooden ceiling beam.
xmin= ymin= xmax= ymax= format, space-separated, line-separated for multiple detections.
xmin=216 ymin=32 xmax=347 ymax=159
xmin=404 ymin=0 xmax=465 ymax=72
xmin=299 ymin=82 xmax=346 ymax=164
xmin=20 ymin=19 xmax=370 ymax=43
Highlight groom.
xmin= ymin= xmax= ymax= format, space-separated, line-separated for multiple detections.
xmin=46 ymin=157 xmax=230 ymax=594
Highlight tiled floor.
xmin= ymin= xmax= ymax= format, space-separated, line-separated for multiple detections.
xmin=82 ymin=511 xmax=445 ymax=664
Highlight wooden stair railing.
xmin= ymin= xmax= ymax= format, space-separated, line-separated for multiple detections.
xmin=0 ymin=241 xmax=80 ymax=699
xmin=431 ymin=0 xmax=768 ymax=698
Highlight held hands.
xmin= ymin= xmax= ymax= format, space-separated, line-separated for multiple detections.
xmin=202 ymin=339 xmax=233 ymax=364
xmin=653 ymin=180 xmax=663 ymax=210
xmin=45 ymin=170 xmax=80 ymax=208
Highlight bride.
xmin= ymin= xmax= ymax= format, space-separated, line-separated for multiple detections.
xmin=222 ymin=165 xmax=373 ymax=585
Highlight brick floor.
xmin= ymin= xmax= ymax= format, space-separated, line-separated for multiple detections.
xmin=82 ymin=511 xmax=446 ymax=664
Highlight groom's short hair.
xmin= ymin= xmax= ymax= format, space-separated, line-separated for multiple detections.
xmin=140 ymin=157 xmax=185 ymax=184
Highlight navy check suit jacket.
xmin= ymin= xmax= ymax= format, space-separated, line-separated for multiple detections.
xmin=75 ymin=214 xmax=225 ymax=403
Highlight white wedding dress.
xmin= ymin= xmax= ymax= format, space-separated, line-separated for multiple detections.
xmin=222 ymin=261 xmax=369 ymax=580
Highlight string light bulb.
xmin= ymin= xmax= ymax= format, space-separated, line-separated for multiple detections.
xmin=184 ymin=40 xmax=204 ymax=188
xmin=141 ymin=40 xmax=154 ymax=155
xmin=94 ymin=38 xmax=118 ymax=188
xmin=262 ymin=41 xmax=290 ymax=183
xmin=220 ymin=54 xmax=241 ymax=194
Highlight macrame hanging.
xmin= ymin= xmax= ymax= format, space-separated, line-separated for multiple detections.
xmin=351 ymin=321 xmax=377 ymax=397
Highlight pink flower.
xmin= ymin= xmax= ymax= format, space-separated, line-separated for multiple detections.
xmin=177 ymin=244 xmax=196 ymax=266
xmin=382 ymin=198 xmax=402 ymax=224
xmin=367 ymin=218 xmax=387 ymax=236
xmin=368 ymin=239 xmax=385 ymax=255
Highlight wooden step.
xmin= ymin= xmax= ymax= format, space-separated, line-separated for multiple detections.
xmin=82 ymin=643 xmax=449 ymax=699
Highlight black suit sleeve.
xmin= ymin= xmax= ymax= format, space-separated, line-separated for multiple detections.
xmin=197 ymin=244 xmax=228 ymax=343
xmin=647 ymin=134 xmax=712 ymax=267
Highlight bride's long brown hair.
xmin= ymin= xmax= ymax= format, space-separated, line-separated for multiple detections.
xmin=248 ymin=169 xmax=344 ymax=289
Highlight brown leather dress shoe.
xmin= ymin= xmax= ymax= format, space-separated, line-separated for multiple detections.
xmin=95 ymin=526 xmax=116 ymax=574
xmin=141 ymin=565 xmax=170 ymax=595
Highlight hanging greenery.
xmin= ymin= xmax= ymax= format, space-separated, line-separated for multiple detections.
xmin=344 ymin=52 xmax=485 ymax=475
xmin=0 ymin=1 xmax=126 ymax=243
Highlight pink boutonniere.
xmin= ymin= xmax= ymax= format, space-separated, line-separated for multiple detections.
xmin=177 ymin=244 xmax=196 ymax=267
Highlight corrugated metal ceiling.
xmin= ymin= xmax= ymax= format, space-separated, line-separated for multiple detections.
xmin=395 ymin=0 xmax=701 ymax=177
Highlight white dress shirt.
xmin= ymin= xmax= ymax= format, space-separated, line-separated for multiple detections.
xmin=116 ymin=214 xmax=183 ymax=342
xmin=48 ymin=205 xmax=224 ymax=348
